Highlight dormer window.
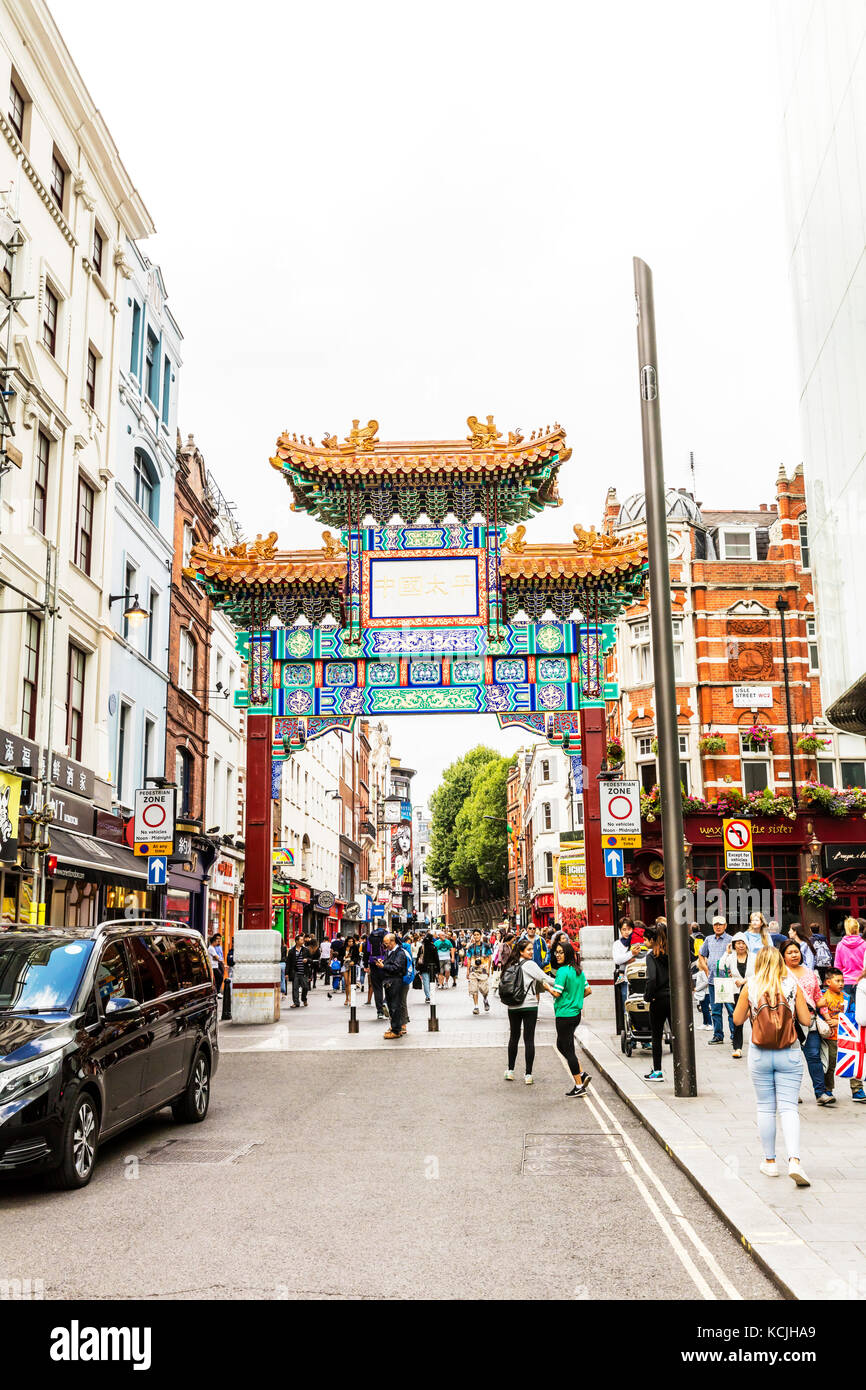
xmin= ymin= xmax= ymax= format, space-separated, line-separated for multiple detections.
xmin=720 ymin=529 xmax=755 ymax=561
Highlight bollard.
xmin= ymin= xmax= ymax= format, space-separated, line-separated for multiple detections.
xmin=221 ymin=981 xmax=232 ymax=1021
xmin=347 ymin=983 xmax=360 ymax=1034
xmin=428 ymin=992 xmax=439 ymax=1033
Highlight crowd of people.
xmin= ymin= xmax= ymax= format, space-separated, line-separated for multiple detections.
xmin=275 ymin=919 xmax=590 ymax=1093
xmin=615 ymin=911 xmax=866 ymax=1188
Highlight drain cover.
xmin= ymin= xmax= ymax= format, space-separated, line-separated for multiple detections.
xmin=141 ymin=1139 xmax=260 ymax=1166
xmin=521 ymin=1132 xmax=625 ymax=1176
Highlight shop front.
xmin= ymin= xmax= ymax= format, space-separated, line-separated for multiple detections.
xmin=271 ymin=881 xmax=311 ymax=940
xmin=47 ymin=825 xmax=157 ymax=926
xmin=822 ymin=824 xmax=866 ymax=942
xmin=208 ymin=851 xmax=242 ymax=956
xmin=531 ymin=891 xmax=554 ymax=931
xmin=312 ymin=890 xmax=336 ymax=941
xmin=0 ymin=725 xmax=107 ymax=923
xmin=627 ymin=815 xmax=808 ymax=929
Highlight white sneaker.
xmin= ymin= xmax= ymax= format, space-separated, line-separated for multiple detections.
xmin=759 ymin=1159 xmax=778 ymax=1178
xmin=504 ymin=1069 xmax=514 ymax=1081
xmin=524 ymin=1075 xmax=533 ymax=1085
xmin=788 ymin=1159 xmax=810 ymax=1187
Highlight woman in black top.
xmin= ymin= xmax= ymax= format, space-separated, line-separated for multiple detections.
xmin=417 ymin=932 xmax=440 ymax=1003
xmin=643 ymin=920 xmax=671 ymax=1083
xmin=342 ymin=934 xmax=360 ymax=1005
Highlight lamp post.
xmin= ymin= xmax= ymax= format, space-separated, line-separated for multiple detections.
xmin=633 ymin=257 xmax=697 ymax=1098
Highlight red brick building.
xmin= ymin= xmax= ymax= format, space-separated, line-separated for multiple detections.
xmin=165 ymin=433 xmax=217 ymax=932
xmin=602 ymin=466 xmax=866 ymax=935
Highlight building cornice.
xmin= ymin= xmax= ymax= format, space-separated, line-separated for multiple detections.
xmin=4 ymin=0 xmax=155 ymax=240
xmin=0 ymin=113 xmax=76 ymax=246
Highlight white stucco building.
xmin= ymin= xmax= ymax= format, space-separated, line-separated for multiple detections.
xmin=521 ymin=742 xmax=582 ymax=930
xmin=279 ymin=732 xmax=341 ymax=901
xmin=108 ymin=242 xmax=181 ymax=813
xmin=0 ymin=1 xmax=154 ymax=920
xmin=776 ymin=2 xmax=866 ymax=731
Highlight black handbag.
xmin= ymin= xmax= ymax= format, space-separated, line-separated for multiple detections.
xmin=412 ymin=972 xmax=423 ymax=990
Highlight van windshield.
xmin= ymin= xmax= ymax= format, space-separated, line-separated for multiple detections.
xmin=0 ymin=936 xmax=94 ymax=1012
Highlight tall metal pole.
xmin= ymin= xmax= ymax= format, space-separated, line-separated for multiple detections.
xmin=633 ymin=257 xmax=697 ymax=1097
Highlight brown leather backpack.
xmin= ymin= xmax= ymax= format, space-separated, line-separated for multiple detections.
xmin=750 ymin=989 xmax=798 ymax=1049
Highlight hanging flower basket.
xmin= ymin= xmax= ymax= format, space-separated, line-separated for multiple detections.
xmin=796 ymin=733 xmax=830 ymax=755
xmin=699 ymin=734 xmax=726 ymax=754
xmin=743 ymin=724 xmax=773 ymax=750
xmin=651 ymin=737 xmax=659 ymax=754
xmin=799 ymin=875 xmax=836 ymax=906
xmin=606 ymin=737 xmax=625 ymax=764
xmin=615 ymin=879 xmax=631 ymax=901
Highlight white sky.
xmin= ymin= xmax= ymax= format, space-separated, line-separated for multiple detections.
xmin=60 ymin=0 xmax=803 ymax=807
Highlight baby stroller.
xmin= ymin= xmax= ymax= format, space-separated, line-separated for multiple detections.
xmin=621 ymin=954 xmax=673 ymax=1058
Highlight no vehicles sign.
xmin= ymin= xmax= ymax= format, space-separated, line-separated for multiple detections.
xmin=600 ymin=780 xmax=641 ymax=838
xmin=723 ymin=817 xmax=753 ymax=870
xmin=133 ymin=788 xmax=176 ymax=857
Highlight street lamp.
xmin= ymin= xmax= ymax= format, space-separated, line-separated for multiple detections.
xmin=109 ymin=592 xmax=148 ymax=627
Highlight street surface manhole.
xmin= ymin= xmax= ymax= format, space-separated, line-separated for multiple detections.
xmin=140 ymin=1139 xmax=261 ymax=1166
xmin=521 ymin=1132 xmax=625 ymax=1176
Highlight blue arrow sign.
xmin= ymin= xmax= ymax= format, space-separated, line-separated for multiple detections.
xmin=604 ymin=847 xmax=624 ymax=878
xmin=147 ymin=855 xmax=168 ymax=887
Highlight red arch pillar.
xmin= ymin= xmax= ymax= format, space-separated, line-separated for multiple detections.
xmin=579 ymin=705 xmax=615 ymax=981
xmin=243 ymin=712 xmax=273 ymax=931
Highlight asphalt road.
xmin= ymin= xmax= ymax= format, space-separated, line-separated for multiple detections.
xmin=0 ymin=1046 xmax=781 ymax=1300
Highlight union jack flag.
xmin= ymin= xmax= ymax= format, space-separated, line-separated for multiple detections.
xmin=836 ymin=1012 xmax=866 ymax=1081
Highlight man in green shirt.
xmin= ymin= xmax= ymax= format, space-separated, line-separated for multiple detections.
xmin=435 ymin=930 xmax=455 ymax=988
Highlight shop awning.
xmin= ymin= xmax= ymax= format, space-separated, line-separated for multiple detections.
xmin=50 ymin=828 xmax=148 ymax=881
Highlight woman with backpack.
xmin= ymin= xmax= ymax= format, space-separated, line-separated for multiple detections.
xmin=550 ymin=939 xmax=592 ymax=1097
xmin=501 ymin=935 xmax=560 ymax=1085
xmin=732 ymin=945 xmax=815 ymax=1186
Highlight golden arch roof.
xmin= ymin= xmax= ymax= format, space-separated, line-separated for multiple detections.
xmin=269 ymin=417 xmax=570 ymax=526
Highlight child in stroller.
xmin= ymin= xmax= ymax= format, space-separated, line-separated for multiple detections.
xmin=621 ymin=952 xmax=673 ymax=1058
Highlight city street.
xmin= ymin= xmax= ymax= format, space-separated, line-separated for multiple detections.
xmin=0 ymin=983 xmax=778 ymax=1300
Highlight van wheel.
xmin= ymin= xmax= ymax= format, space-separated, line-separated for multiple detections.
xmin=45 ymin=1091 xmax=100 ymax=1190
xmin=171 ymin=1050 xmax=210 ymax=1124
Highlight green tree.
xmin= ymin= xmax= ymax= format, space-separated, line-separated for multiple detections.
xmin=427 ymin=746 xmax=499 ymax=890
xmin=428 ymin=745 xmax=512 ymax=898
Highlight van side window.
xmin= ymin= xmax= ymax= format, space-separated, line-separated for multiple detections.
xmin=95 ymin=942 xmax=135 ymax=1010
xmin=173 ymin=935 xmax=209 ymax=988
xmin=151 ymin=935 xmax=180 ymax=993
xmin=127 ymin=935 xmax=169 ymax=1002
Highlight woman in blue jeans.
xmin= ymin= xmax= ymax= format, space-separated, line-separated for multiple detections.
xmin=733 ymin=947 xmax=814 ymax=1186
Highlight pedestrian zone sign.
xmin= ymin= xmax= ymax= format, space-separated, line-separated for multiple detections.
xmin=723 ymin=817 xmax=753 ymax=870
xmin=133 ymin=787 xmax=176 ymax=857
xmin=600 ymin=780 xmax=641 ymax=840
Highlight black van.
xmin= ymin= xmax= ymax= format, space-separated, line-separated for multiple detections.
xmin=0 ymin=920 xmax=219 ymax=1189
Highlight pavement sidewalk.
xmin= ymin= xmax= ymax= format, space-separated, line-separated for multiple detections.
xmin=578 ymin=987 xmax=866 ymax=1301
